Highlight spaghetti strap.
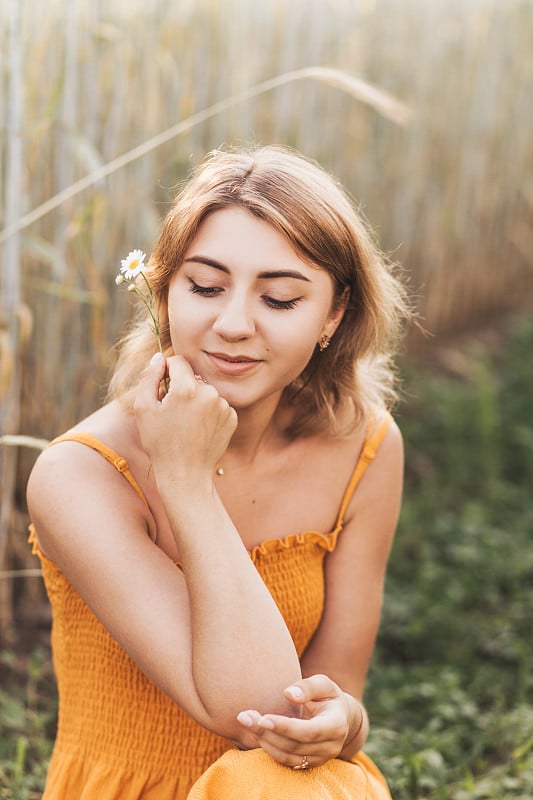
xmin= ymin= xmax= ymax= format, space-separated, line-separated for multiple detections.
xmin=49 ymin=432 xmax=148 ymax=507
xmin=334 ymin=412 xmax=393 ymax=530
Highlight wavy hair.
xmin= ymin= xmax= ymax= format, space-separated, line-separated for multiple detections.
xmin=108 ymin=146 xmax=411 ymax=437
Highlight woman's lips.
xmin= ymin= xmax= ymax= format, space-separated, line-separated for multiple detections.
xmin=205 ymin=352 xmax=261 ymax=376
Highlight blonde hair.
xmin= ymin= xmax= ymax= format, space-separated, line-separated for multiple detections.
xmin=109 ymin=145 xmax=410 ymax=436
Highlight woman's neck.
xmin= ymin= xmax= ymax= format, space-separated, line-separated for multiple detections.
xmin=223 ymin=393 xmax=291 ymax=468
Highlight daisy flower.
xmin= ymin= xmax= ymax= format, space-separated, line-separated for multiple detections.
xmin=120 ymin=249 xmax=146 ymax=280
xmin=115 ymin=248 xmax=168 ymax=393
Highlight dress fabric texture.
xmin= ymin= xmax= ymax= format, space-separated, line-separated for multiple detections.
xmin=29 ymin=415 xmax=393 ymax=800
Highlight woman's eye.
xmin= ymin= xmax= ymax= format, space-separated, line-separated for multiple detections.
xmin=189 ymin=281 xmax=221 ymax=297
xmin=263 ymin=296 xmax=302 ymax=310
xmin=188 ymin=280 xmax=300 ymax=309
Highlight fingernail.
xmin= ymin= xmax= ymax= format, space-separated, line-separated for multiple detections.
xmin=150 ymin=352 xmax=163 ymax=364
xmin=236 ymin=712 xmax=253 ymax=727
xmin=286 ymin=685 xmax=304 ymax=700
xmin=259 ymin=717 xmax=275 ymax=730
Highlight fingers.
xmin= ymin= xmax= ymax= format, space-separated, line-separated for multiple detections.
xmin=245 ymin=711 xmax=340 ymax=743
xmin=236 ymin=709 xmax=263 ymax=729
xmin=165 ymin=355 xmax=202 ymax=397
xmin=236 ymin=705 xmax=344 ymax=754
xmin=236 ymin=709 xmax=337 ymax=768
xmin=236 ymin=710 xmax=312 ymax=765
xmin=135 ymin=353 xmax=238 ymax=468
xmin=236 ymin=677 xmax=349 ymax=768
xmin=163 ymin=358 xmax=234 ymax=423
xmin=284 ymin=674 xmax=341 ymax=705
xmin=258 ymin=738 xmax=320 ymax=770
xmin=136 ymin=354 xmax=216 ymax=406
xmin=136 ymin=352 xmax=168 ymax=407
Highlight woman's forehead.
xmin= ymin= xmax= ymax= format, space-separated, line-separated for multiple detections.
xmin=184 ymin=208 xmax=316 ymax=272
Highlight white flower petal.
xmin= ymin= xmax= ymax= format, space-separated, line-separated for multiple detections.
xmin=119 ymin=249 xmax=146 ymax=280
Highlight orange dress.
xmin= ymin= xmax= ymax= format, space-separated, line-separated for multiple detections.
xmin=29 ymin=416 xmax=393 ymax=799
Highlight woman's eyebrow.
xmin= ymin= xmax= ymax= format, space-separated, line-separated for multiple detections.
xmin=183 ymin=255 xmax=311 ymax=282
xmin=183 ymin=255 xmax=229 ymax=273
xmin=258 ymin=270 xmax=310 ymax=282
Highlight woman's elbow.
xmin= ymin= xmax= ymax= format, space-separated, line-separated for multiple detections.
xmin=202 ymin=690 xmax=300 ymax=744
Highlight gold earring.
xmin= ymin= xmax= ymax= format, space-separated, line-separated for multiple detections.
xmin=318 ymin=334 xmax=331 ymax=351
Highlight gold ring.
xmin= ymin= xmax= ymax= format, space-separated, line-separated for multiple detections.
xmin=293 ymin=755 xmax=310 ymax=770
xmin=194 ymin=374 xmax=207 ymax=383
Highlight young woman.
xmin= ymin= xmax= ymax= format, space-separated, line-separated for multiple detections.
xmin=27 ymin=145 xmax=408 ymax=799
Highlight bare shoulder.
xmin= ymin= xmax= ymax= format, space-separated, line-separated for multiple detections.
xmin=341 ymin=411 xmax=404 ymax=544
xmin=28 ymin=399 xmax=135 ymax=499
xmin=26 ymin=398 xmax=152 ymax=559
xmin=355 ymin=411 xmax=403 ymax=492
xmin=374 ymin=413 xmax=404 ymax=470
xmin=315 ymin=409 xmax=403 ymax=487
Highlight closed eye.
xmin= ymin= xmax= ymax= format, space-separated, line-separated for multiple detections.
xmin=262 ymin=295 xmax=302 ymax=310
xmin=190 ymin=280 xmax=301 ymax=310
xmin=189 ymin=281 xmax=222 ymax=297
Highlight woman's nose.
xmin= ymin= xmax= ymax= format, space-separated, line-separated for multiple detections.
xmin=212 ymin=294 xmax=256 ymax=340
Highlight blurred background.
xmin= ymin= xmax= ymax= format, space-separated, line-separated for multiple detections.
xmin=0 ymin=0 xmax=532 ymax=797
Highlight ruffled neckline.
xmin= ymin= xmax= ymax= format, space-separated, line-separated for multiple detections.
xmin=29 ymin=523 xmax=340 ymax=570
xmin=248 ymin=525 xmax=341 ymax=562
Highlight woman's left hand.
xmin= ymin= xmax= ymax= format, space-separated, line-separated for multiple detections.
xmin=236 ymin=674 xmax=354 ymax=769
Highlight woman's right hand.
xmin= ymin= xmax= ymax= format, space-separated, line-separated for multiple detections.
xmin=134 ymin=352 xmax=238 ymax=485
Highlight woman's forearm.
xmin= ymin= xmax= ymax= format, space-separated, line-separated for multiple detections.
xmin=158 ymin=474 xmax=302 ymax=735
xmin=134 ymin=356 xmax=300 ymax=737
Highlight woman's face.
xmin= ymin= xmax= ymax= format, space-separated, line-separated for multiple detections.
xmin=167 ymin=207 xmax=344 ymax=412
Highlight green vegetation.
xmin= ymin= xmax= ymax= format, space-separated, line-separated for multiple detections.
xmin=0 ymin=647 xmax=55 ymax=799
xmin=1 ymin=315 xmax=531 ymax=798
xmin=366 ymin=316 xmax=533 ymax=798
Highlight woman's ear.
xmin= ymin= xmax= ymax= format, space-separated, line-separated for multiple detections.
xmin=317 ymin=288 xmax=349 ymax=351
xmin=326 ymin=287 xmax=350 ymax=338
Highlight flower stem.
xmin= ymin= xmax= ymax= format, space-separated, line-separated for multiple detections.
xmin=130 ymin=282 xmax=168 ymax=394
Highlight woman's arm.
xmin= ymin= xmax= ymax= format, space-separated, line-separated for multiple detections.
xmin=302 ymin=419 xmax=404 ymax=723
xmin=27 ymin=355 xmax=301 ymax=744
xmin=236 ymin=420 xmax=404 ymax=764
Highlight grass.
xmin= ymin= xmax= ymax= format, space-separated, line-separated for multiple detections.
xmin=1 ymin=314 xmax=532 ymax=797
xmin=0 ymin=647 xmax=55 ymax=799
xmin=365 ymin=315 xmax=533 ymax=798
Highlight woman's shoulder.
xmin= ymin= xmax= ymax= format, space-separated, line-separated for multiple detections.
xmin=27 ymin=397 xmax=154 ymax=552
xmin=307 ymin=404 xmax=400 ymax=455
xmin=309 ymin=407 xmax=403 ymax=498
xmin=28 ymin=398 xmax=143 ymax=504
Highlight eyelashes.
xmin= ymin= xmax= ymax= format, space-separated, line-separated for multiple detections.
xmin=262 ymin=296 xmax=301 ymax=310
xmin=189 ymin=283 xmax=220 ymax=297
xmin=188 ymin=281 xmax=302 ymax=311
